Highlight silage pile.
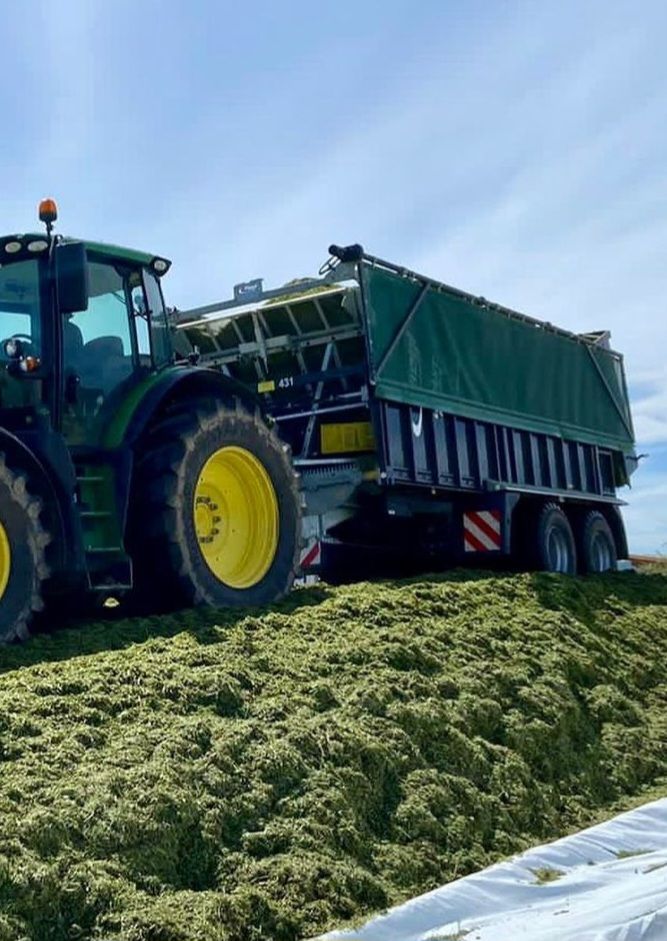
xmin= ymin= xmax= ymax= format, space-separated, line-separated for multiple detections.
xmin=0 ymin=570 xmax=665 ymax=941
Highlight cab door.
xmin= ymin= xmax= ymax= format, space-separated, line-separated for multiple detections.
xmin=62 ymin=259 xmax=144 ymax=446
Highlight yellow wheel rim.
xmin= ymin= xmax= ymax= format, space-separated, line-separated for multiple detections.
xmin=193 ymin=445 xmax=279 ymax=589
xmin=0 ymin=521 xmax=10 ymax=601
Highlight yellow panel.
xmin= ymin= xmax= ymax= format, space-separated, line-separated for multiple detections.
xmin=257 ymin=379 xmax=276 ymax=393
xmin=321 ymin=421 xmax=375 ymax=455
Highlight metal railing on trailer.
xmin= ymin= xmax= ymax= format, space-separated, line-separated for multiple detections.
xmin=174 ymin=271 xmax=375 ymax=462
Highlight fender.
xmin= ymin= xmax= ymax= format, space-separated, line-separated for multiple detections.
xmin=99 ymin=367 xmax=263 ymax=560
xmin=105 ymin=364 xmax=264 ymax=450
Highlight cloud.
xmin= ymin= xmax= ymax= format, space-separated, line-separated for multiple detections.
xmin=2 ymin=0 xmax=665 ymax=553
xmin=623 ymin=458 xmax=667 ymax=554
xmin=631 ymin=375 xmax=667 ymax=447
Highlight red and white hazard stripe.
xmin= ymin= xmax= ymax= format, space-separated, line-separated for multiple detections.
xmin=300 ymin=540 xmax=321 ymax=569
xmin=463 ymin=510 xmax=502 ymax=552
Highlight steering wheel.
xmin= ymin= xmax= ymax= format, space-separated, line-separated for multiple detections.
xmin=2 ymin=333 xmax=35 ymax=363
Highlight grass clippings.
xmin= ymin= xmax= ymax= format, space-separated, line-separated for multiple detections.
xmin=530 ymin=867 xmax=564 ymax=885
xmin=0 ymin=569 xmax=664 ymax=939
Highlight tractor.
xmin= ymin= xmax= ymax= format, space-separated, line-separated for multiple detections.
xmin=0 ymin=200 xmax=301 ymax=640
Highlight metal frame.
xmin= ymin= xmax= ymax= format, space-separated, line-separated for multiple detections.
xmin=375 ymin=398 xmax=624 ymax=504
xmin=178 ymin=280 xmax=372 ymax=461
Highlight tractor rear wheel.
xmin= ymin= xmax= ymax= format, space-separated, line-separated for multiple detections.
xmin=129 ymin=399 xmax=302 ymax=610
xmin=0 ymin=455 xmax=50 ymax=641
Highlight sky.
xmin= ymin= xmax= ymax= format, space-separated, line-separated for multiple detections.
xmin=1 ymin=0 xmax=665 ymax=553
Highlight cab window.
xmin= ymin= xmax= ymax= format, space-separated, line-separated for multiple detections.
xmin=130 ymin=279 xmax=151 ymax=364
xmin=0 ymin=259 xmax=42 ymax=360
xmin=144 ymin=271 xmax=171 ymax=366
xmin=66 ymin=262 xmax=134 ymax=397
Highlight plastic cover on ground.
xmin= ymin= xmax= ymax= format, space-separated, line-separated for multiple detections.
xmin=318 ymin=798 xmax=667 ymax=941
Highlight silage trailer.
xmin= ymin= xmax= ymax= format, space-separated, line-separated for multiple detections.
xmin=176 ymin=243 xmax=636 ymax=585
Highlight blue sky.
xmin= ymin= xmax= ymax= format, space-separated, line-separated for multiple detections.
xmin=1 ymin=0 xmax=665 ymax=553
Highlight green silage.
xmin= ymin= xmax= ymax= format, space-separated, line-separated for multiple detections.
xmin=0 ymin=570 xmax=665 ymax=940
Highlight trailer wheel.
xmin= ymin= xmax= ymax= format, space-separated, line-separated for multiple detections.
xmin=0 ymin=455 xmax=50 ymax=642
xmin=605 ymin=505 xmax=629 ymax=560
xmin=577 ymin=510 xmax=617 ymax=573
xmin=129 ymin=399 xmax=302 ymax=610
xmin=533 ymin=503 xmax=577 ymax=574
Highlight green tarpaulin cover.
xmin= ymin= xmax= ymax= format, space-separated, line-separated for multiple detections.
xmin=363 ymin=267 xmax=634 ymax=453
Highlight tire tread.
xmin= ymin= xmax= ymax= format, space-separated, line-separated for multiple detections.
xmin=129 ymin=397 xmax=302 ymax=611
xmin=0 ymin=454 xmax=51 ymax=642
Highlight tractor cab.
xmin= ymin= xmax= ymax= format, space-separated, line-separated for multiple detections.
xmin=0 ymin=202 xmax=179 ymax=626
xmin=0 ymin=220 xmax=172 ymax=447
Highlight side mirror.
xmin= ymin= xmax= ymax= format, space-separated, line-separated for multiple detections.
xmin=56 ymin=241 xmax=89 ymax=314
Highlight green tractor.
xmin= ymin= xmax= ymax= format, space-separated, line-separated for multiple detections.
xmin=0 ymin=201 xmax=302 ymax=640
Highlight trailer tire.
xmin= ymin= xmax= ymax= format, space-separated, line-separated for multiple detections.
xmin=533 ymin=503 xmax=577 ymax=574
xmin=605 ymin=505 xmax=629 ymax=560
xmin=0 ymin=455 xmax=51 ymax=642
xmin=576 ymin=510 xmax=617 ymax=574
xmin=129 ymin=399 xmax=302 ymax=610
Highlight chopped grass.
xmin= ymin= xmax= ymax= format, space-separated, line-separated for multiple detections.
xmin=530 ymin=867 xmax=565 ymax=884
xmin=633 ymin=557 xmax=667 ymax=575
xmin=0 ymin=569 xmax=664 ymax=940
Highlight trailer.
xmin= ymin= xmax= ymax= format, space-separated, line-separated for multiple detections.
xmin=176 ymin=243 xmax=637 ymax=580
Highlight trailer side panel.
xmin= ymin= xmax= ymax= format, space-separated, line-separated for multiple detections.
xmin=362 ymin=266 xmax=634 ymax=453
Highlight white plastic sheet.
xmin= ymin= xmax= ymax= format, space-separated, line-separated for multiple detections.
xmin=318 ymin=798 xmax=667 ymax=941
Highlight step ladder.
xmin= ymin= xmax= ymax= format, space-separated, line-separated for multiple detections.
xmin=75 ymin=465 xmax=132 ymax=591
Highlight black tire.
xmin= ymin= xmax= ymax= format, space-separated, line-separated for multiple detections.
xmin=576 ymin=510 xmax=617 ymax=574
xmin=128 ymin=398 xmax=302 ymax=610
xmin=606 ymin=505 xmax=629 ymax=560
xmin=0 ymin=455 xmax=51 ymax=642
xmin=533 ymin=502 xmax=577 ymax=574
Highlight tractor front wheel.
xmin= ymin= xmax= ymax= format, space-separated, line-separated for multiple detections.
xmin=129 ymin=399 xmax=302 ymax=611
xmin=0 ymin=455 xmax=50 ymax=641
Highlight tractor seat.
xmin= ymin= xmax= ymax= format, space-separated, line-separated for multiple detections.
xmin=78 ymin=336 xmax=133 ymax=395
xmin=63 ymin=319 xmax=84 ymax=366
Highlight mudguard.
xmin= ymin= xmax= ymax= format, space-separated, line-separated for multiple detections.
xmin=105 ymin=365 xmax=263 ymax=450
